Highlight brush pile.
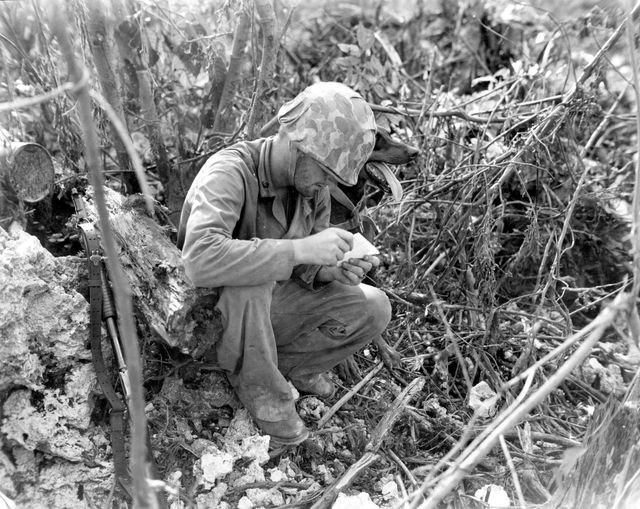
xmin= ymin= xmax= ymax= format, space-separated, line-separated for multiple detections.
xmin=267 ymin=0 xmax=640 ymax=506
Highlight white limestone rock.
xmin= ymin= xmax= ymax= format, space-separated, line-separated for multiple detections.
xmin=332 ymin=492 xmax=380 ymax=509
xmin=245 ymin=487 xmax=284 ymax=507
xmin=196 ymin=446 xmax=235 ymax=488
xmin=0 ymin=227 xmax=90 ymax=393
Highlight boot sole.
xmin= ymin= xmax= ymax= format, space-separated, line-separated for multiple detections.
xmin=268 ymin=428 xmax=310 ymax=447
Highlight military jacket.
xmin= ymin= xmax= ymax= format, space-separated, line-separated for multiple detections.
xmin=177 ymin=137 xmax=329 ymax=289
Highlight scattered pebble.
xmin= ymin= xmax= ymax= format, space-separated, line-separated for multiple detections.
xmin=197 ymin=446 xmax=234 ymax=487
xmin=468 ymin=381 xmax=498 ymax=418
xmin=474 ymin=484 xmax=510 ymax=509
xmin=332 ymin=491 xmax=380 ymax=509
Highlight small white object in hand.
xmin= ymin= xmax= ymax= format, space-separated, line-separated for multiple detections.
xmin=337 ymin=233 xmax=379 ymax=266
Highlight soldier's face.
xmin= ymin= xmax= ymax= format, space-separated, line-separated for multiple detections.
xmin=293 ymin=153 xmax=334 ymax=197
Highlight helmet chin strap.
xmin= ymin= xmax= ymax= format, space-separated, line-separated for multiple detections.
xmin=287 ymin=140 xmax=298 ymax=186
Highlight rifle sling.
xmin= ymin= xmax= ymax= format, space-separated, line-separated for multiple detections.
xmin=79 ymin=223 xmax=131 ymax=494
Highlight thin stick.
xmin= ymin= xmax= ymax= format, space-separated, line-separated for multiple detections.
xmin=246 ymin=0 xmax=277 ymax=139
xmin=311 ymin=377 xmax=425 ymax=509
xmin=212 ymin=9 xmax=250 ymax=133
xmin=386 ymin=448 xmax=418 ymax=487
xmin=580 ymin=85 xmax=629 ymax=158
xmin=504 ymin=317 xmax=601 ymax=389
xmin=89 ymin=90 xmax=154 ymax=215
xmin=317 ymin=363 xmax=383 ymax=428
xmin=0 ymin=78 xmax=85 ymax=113
xmin=499 ymin=434 xmax=526 ymax=508
xmin=427 ymin=284 xmax=472 ymax=392
xmin=625 ymin=0 xmax=640 ymax=299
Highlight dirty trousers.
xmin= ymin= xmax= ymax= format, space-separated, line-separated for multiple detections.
xmin=215 ymin=279 xmax=392 ymax=422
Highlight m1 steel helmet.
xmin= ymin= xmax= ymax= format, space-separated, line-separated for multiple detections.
xmin=276 ymin=82 xmax=376 ymax=186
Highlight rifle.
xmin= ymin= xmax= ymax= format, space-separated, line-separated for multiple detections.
xmin=71 ymin=189 xmax=165 ymax=506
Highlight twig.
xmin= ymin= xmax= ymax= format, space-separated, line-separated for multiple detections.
xmin=0 ymin=76 xmax=86 ymax=113
xmin=317 ymin=363 xmax=384 ymax=428
xmin=536 ymin=140 xmax=591 ymax=306
xmin=311 ymin=377 xmax=425 ymax=509
xmin=581 ymin=85 xmax=629 ymax=157
xmin=386 ymin=448 xmax=418 ymax=487
xmin=504 ymin=317 xmax=601 ymax=390
xmin=212 ymin=8 xmax=250 ymax=133
xmin=625 ymin=0 xmax=640 ymax=300
xmin=89 ymin=90 xmax=154 ymax=215
xmin=369 ymin=103 xmax=509 ymax=124
xmin=84 ymin=2 xmax=131 ymax=183
xmin=499 ymin=434 xmax=525 ymax=508
xmin=427 ymin=283 xmax=472 ymax=393
xmin=246 ymin=0 xmax=277 ymax=139
xmin=479 ymin=429 xmax=581 ymax=449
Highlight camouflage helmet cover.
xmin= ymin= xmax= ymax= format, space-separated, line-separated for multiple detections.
xmin=277 ymin=82 xmax=376 ymax=186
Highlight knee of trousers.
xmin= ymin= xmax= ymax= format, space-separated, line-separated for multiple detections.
xmin=216 ymin=281 xmax=276 ymax=320
xmin=360 ymin=285 xmax=392 ymax=335
xmin=217 ymin=281 xmax=275 ymax=305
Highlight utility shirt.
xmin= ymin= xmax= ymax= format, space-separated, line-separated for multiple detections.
xmin=178 ymin=137 xmax=329 ymax=289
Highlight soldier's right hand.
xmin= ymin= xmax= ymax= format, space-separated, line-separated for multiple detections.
xmin=292 ymin=228 xmax=354 ymax=266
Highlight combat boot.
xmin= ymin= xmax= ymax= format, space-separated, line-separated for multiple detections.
xmin=254 ymin=412 xmax=309 ymax=446
xmin=289 ymin=372 xmax=335 ymax=399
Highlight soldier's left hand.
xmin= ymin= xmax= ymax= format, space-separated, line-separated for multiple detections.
xmin=339 ymin=256 xmax=375 ymax=285
xmin=317 ymin=255 xmax=380 ymax=285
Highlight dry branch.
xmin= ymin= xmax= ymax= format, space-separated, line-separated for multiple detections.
xmin=0 ymin=78 xmax=83 ymax=112
xmin=212 ymin=8 xmax=251 ymax=134
xmin=113 ymin=5 xmax=172 ymax=208
xmin=247 ymin=0 xmax=277 ymax=139
xmin=85 ymin=2 xmax=130 ymax=178
xmin=89 ymin=90 xmax=154 ymax=215
xmin=625 ymin=0 xmax=640 ymax=300
xmin=311 ymin=377 xmax=425 ymax=509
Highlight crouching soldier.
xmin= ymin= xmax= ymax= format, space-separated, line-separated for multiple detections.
xmin=177 ymin=82 xmax=392 ymax=446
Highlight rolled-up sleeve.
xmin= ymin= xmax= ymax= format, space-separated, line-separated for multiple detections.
xmin=181 ymin=162 xmax=296 ymax=288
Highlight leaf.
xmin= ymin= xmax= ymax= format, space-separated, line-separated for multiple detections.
xmin=368 ymin=55 xmax=385 ymax=76
xmin=374 ymin=32 xmax=403 ymax=68
xmin=356 ymin=24 xmax=374 ymax=52
xmin=337 ymin=43 xmax=361 ymax=58
xmin=366 ymin=161 xmax=403 ymax=202
xmin=333 ymin=56 xmax=360 ymax=69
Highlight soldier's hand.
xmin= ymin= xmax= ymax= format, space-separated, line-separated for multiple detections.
xmin=342 ymin=255 xmax=379 ymax=279
xmin=316 ymin=255 xmax=379 ymax=285
xmin=292 ymin=228 xmax=353 ymax=266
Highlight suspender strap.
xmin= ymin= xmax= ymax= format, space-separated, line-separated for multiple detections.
xmin=330 ymin=185 xmax=363 ymax=231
